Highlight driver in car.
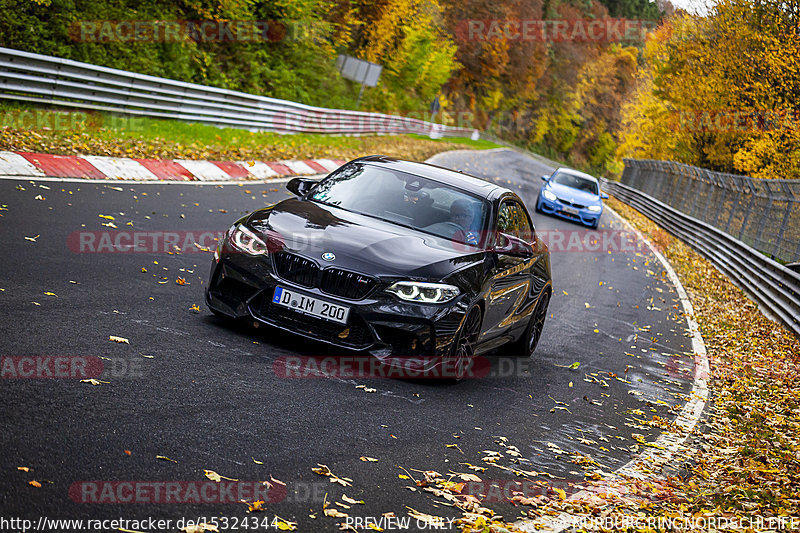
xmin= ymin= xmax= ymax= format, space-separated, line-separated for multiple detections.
xmin=449 ymin=199 xmax=479 ymax=246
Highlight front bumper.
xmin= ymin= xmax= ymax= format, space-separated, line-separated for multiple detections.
xmin=205 ymin=253 xmax=468 ymax=359
xmin=538 ymin=196 xmax=601 ymax=227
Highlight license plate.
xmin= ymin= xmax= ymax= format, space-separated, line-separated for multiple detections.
xmin=273 ymin=286 xmax=350 ymax=324
xmin=561 ymin=206 xmax=579 ymax=215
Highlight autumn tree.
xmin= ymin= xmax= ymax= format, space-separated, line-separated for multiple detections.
xmin=617 ymin=0 xmax=800 ymax=179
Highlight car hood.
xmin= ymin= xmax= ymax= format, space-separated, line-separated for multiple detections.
xmin=547 ymin=182 xmax=601 ymax=205
xmin=246 ymin=199 xmax=483 ymax=279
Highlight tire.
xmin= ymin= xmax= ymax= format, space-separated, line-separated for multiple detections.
xmin=448 ymin=305 xmax=483 ymax=380
xmin=590 ymin=219 xmax=599 ymax=230
xmin=513 ymin=291 xmax=551 ymax=357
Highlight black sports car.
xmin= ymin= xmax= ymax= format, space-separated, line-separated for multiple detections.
xmin=206 ymin=156 xmax=552 ymax=378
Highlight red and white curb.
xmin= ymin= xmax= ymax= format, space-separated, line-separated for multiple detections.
xmin=0 ymin=151 xmax=344 ymax=181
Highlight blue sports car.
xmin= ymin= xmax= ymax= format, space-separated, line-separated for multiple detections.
xmin=535 ymin=168 xmax=608 ymax=229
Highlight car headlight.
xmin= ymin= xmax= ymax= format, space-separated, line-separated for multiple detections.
xmin=542 ymin=190 xmax=557 ymax=202
xmin=588 ymin=205 xmax=602 ymax=213
xmin=229 ymin=224 xmax=268 ymax=255
xmin=386 ymin=281 xmax=460 ymax=303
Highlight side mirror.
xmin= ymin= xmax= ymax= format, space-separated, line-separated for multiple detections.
xmin=600 ymin=192 xmax=609 ymax=200
xmin=540 ymin=175 xmax=549 ymax=182
xmin=494 ymin=232 xmax=534 ymax=257
xmin=287 ymin=177 xmax=317 ymax=197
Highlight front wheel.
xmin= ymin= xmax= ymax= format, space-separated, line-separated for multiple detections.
xmin=448 ymin=305 xmax=483 ymax=380
xmin=513 ymin=291 xmax=550 ymax=357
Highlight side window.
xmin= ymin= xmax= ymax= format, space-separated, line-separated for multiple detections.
xmin=497 ymin=201 xmax=533 ymax=242
xmin=516 ymin=204 xmax=534 ymax=242
xmin=497 ymin=202 xmax=515 ymax=235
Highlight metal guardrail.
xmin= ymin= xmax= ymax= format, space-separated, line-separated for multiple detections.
xmin=0 ymin=47 xmax=478 ymax=139
xmin=621 ymin=159 xmax=800 ymax=263
xmin=604 ymin=178 xmax=800 ymax=338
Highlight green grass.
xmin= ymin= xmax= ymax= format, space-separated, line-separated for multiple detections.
xmin=405 ymin=133 xmax=503 ymax=150
xmin=0 ymin=100 xmax=503 ymax=161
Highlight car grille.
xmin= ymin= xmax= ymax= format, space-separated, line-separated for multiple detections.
xmin=557 ymin=197 xmax=586 ymax=209
xmin=272 ymin=252 xmax=377 ymax=300
xmin=321 ymin=268 xmax=377 ymax=300
xmin=258 ymin=297 xmax=373 ymax=348
xmin=273 ymin=252 xmax=317 ymax=287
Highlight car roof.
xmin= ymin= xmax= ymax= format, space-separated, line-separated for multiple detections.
xmin=355 ymin=155 xmax=508 ymax=200
xmin=553 ymin=167 xmax=599 ymax=183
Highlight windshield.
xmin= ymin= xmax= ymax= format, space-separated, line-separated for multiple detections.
xmin=551 ymin=172 xmax=599 ymax=195
xmin=309 ymin=163 xmax=489 ymax=246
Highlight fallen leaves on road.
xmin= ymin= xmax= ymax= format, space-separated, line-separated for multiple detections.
xmin=204 ymin=469 xmax=238 ymax=482
xmin=242 ymin=499 xmax=265 ymax=512
xmin=322 ymin=493 xmax=349 ymax=518
xmin=155 ymin=455 xmax=177 ymax=463
xmin=406 ymin=507 xmax=447 ymax=526
xmin=109 ymin=335 xmax=130 ymax=344
xmin=312 ymin=464 xmax=352 ymax=487
xmin=79 ymin=378 xmax=108 ymax=386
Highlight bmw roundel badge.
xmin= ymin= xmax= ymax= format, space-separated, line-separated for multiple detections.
xmin=321 ymin=252 xmax=335 ymax=261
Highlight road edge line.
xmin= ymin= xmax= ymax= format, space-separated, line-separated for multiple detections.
xmin=514 ymin=204 xmax=709 ymax=532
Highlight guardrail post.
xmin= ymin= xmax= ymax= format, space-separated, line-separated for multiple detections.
xmin=688 ymin=167 xmax=701 ymax=217
xmin=773 ymin=182 xmax=795 ymax=260
xmin=739 ymin=180 xmax=758 ymax=243
xmin=725 ymin=175 xmax=743 ymax=234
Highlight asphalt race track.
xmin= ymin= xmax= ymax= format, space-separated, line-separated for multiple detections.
xmin=0 ymin=149 xmax=698 ymax=531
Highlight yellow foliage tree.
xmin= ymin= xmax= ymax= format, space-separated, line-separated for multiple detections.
xmin=617 ymin=0 xmax=800 ymax=179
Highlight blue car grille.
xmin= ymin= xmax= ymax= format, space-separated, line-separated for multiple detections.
xmin=556 ymin=197 xmax=586 ymax=209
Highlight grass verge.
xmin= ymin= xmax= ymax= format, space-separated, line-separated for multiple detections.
xmin=0 ymin=102 xmax=502 ymax=162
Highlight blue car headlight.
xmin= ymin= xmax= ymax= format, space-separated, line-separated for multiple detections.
xmin=542 ymin=190 xmax=557 ymax=202
xmin=588 ymin=205 xmax=602 ymax=213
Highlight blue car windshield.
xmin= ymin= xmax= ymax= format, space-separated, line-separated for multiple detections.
xmin=551 ymin=172 xmax=598 ymax=195
xmin=309 ymin=163 xmax=489 ymax=245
